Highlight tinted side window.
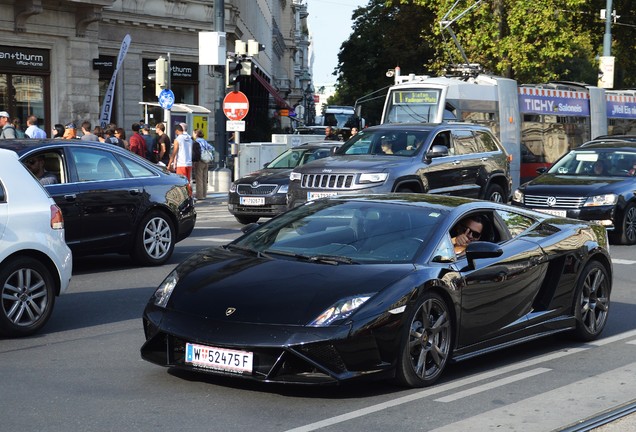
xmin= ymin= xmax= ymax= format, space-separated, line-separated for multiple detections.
xmin=496 ymin=209 xmax=535 ymax=238
xmin=69 ymin=148 xmax=126 ymax=182
xmin=0 ymin=181 xmax=5 ymax=202
xmin=452 ymin=130 xmax=480 ymax=155
xmin=475 ymin=131 xmax=500 ymax=152
xmin=120 ymin=156 xmax=155 ymax=178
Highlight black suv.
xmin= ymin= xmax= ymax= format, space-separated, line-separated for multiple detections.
xmin=287 ymin=123 xmax=511 ymax=208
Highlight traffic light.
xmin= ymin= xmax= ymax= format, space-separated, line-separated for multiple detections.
xmin=148 ymin=56 xmax=168 ymax=97
xmin=239 ymin=59 xmax=252 ymax=76
xmin=226 ymin=57 xmax=242 ymax=87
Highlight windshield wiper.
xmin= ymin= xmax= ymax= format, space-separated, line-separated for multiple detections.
xmin=264 ymin=249 xmax=357 ymax=265
xmin=307 ymin=255 xmax=356 ymax=265
xmin=225 ymin=244 xmax=271 ymax=258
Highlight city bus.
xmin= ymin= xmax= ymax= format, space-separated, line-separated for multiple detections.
xmin=380 ymin=69 xmax=636 ymax=187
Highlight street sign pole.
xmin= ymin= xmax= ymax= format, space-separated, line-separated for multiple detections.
xmin=223 ymin=90 xmax=249 ymax=180
xmin=165 ymin=52 xmax=172 ymax=137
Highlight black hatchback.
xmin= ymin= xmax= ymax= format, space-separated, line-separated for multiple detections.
xmin=512 ymin=139 xmax=636 ymax=244
xmin=0 ymin=139 xmax=196 ymax=265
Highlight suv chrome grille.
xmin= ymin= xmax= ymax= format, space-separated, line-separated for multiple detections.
xmin=301 ymin=174 xmax=355 ymax=189
xmin=237 ymin=184 xmax=277 ymax=195
xmin=524 ymin=195 xmax=586 ymax=208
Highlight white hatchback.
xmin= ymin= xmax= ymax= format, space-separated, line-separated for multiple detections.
xmin=0 ymin=148 xmax=72 ymax=337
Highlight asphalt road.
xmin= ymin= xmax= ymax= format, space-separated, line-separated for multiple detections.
xmin=2 ymin=197 xmax=636 ymax=432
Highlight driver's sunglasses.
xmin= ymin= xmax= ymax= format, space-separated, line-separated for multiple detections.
xmin=26 ymin=159 xmax=38 ymax=166
xmin=460 ymin=223 xmax=481 ymax=239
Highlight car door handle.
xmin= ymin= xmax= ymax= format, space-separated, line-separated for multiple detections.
xmin=452 ymin=160 xmax=461 ymax=165
xmin=129 ymin=188 xmax=141 ymax=195
xmin=64 ymin=194 xmax=77 ymax=201
xmin=481 ymin=157 xmax=489 ymax=161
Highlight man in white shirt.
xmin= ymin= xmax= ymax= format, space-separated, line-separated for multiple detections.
xmin=25 ymin=115 xmax=47 ymax=138
xmin=168 ymin=123 xmax=193 ymax=194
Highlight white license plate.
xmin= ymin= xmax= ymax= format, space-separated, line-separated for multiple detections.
xmin=533 ymin=208 xmax=567 ymax=217
xmin=240 ymin=196 xmax=265 ymax=206
xmin=307 ymin=191 xmax=338 ymax=200
xmin=185 ymin=342 xmax=253 ymax=374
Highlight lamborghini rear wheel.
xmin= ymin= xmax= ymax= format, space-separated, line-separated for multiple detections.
xmin=572 ymin=261 xmax=610 ymax=341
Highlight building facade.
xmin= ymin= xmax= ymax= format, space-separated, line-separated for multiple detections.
xmin=0 ymin=0 xmax=313 ymax=156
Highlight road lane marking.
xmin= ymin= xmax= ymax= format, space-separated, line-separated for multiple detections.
xmin=587 ymin=328 xmax=636 ymax=346
xmin=433 ymin=368 xmax=551 ymax=402
xmin=427 ymin=363 xmax=636 ymax=432
xmin=283 ymin=349 xmax=586 ymax=432
xmin=611 ymin=259 xmax=636 ymax=265
xmin=284 ymin=329 xmax=636 ymax=432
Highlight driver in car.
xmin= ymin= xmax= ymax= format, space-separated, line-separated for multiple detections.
xmin=451 ymin=215 xmax=484 ymax=255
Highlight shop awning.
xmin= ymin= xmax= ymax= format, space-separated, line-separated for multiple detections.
xmin=252 ymin=72 xmax=292 ymax=110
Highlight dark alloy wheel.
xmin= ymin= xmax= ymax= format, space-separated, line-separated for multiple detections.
xmin=396 ymin=292 xmax=452 ymax=387
xmin=0 ymin=256 xmax=55 ymax=337
xmin=485 ymin=184 xmax=505 ymax=202
xmin=616 ymin=203 xmax=636 ymax=245
xmin=572 ymin=261 xmax=610 ymax=341
xmin=235 ymin=215 xmax=259 ymax=225
xmin=134 ymin=211 xmax=175 ymax=266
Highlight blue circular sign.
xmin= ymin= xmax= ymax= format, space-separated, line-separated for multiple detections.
xmin=158 ymin=89 xmax=175 ymax=109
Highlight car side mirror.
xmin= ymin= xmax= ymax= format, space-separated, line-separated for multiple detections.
xmin=464 ymin=241 xmax=503 ymax=270
xmin=426 ymin=145 xmax=449 ymax=160
xmin=536 ymin=167 xmax=548 ymax=174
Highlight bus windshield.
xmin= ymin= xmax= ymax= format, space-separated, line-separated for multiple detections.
xmin=382 ymin=89 xmax=443 ymax=123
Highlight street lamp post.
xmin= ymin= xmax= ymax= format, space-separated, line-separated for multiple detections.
xmin=298 ymin=70 xmax=313 ymax=125
xmin=303 ymin=84 xmax=314 ymax=125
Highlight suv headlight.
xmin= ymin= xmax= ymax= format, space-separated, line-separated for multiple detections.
xmin=229 ymin=183 xmax=237 ymax=193
xmin=277 ymin=184 xmax=288 ymax=194
xmin=584 ymin=194 xmax=617 ymax=207
xmin=359 ymin=173 xmax=388 ymax=184
xmin=290 ymin=172 xmax=301 ymax=181
xmin=512 ymin=189 xmax=524 ymax=203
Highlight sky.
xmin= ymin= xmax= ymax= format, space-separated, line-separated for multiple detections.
xmin=307 ymin=0 xmax=368 ymax=86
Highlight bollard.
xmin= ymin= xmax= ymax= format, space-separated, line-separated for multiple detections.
xmin=216 ymin=167 xmax=232 ymax=193
xmin=208 ymin=167 xmax=217 ymax=190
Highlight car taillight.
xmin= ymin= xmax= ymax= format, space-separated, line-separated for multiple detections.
xmin=50 ymin=204 xmax=64 ymax=230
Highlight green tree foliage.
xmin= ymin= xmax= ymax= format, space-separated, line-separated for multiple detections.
xmin=331 ymin=0 xmax=436 ymax=125
xmin=332 ymin=0 xmax=636 ymax=118
xmin=415 ymin=0 xmax=598 ymax=83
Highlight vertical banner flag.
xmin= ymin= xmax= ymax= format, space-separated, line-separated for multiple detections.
xmin=100 ymin=34 xmax=131 ymax=128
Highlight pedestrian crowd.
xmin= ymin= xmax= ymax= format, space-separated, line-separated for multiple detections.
xmin=1 ymin=111 xmax=217 ymax=201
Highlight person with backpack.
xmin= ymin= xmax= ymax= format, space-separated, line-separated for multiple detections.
xmin=0 ymin=111 xmax=17 ymax=138
xmin=192 ymin=129 xmax=214 ymax=200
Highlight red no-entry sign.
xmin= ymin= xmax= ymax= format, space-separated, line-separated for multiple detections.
xmin=223 ymin=91 xmax=249 ymax=121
